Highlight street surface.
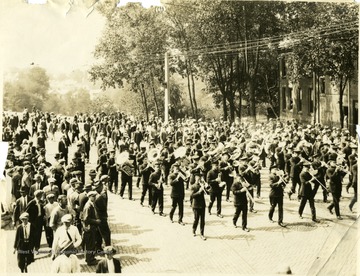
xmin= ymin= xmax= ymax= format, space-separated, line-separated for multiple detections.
xmin=1 ymin=134 xmax=358 ymax=275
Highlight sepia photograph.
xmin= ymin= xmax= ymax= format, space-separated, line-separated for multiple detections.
xmin=0 ymin=0 xmax=358 ymax=274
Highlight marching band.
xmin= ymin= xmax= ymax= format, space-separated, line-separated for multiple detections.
xmin=3 ymin=110 xmax=358 ymax=272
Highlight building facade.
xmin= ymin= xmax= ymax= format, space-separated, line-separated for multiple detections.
xmin=279 ymin=57 xmax=358 ymax=134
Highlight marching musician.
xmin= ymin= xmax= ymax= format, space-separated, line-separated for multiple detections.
xmin=107 ymin=149 xmax=119 ymax=194
xmin=298 ymin=161 xmax=319 ymax=223
xmin=169 ymin=164 xmax=185 ymax=225
xmin=219 ymin=152 xmax=234 ymax=202
xmin=268 ymin=165 xmax=286 ymax=227
xmin=207 ymin=159 xmax=225 ymax=218
xmin=326 ymin=160 xmax=347 ymax=220
xmin=287 ymin=149 xmax=302 ymax=201
xmin=135 ymin=144 xmax=147 ymax=188
xmin=190 ymin=170 xmax=208 ymax=240
xmin=119 ymin=151 xmax=135 ymax=201
xmin=231 ymin=165 xmax=250 ymax=232
xmin=139 ymin=156 xmax=154 ymax=207
xmin=149 ymin=162 xmax=166 ymax=216
xmin=311 ymin=159 xmax=328 ymax=203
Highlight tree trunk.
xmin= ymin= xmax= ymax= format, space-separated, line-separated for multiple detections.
xmin=188 ymin=59 xmax=198 ymax=119
xmin=222 ymin=93 xmax=228 ymax=121
xmin=185 ymin=61 xmax=195 ymax=117
xmin=140 ymin=84 xmax=149 ymax=121
xmin=249 ymin=79 xmax=256 ymax=122
xmin=150 ymin=78 xmax=160 ymax=117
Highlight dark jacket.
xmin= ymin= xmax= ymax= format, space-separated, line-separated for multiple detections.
xmin=169 ymin=173 xmax=185 ymax=199
xmin=269 ymin=174 xmax=284 ymax=198
xmin=96 ymin=258 xmax=121 ymax=273
xmin=299 ymin=170 xmax=313 ymax=197
xmin=231 ymin=180 xmax=247 ymax=206
xmin=190 ymin=183 xmax=206 ymax=209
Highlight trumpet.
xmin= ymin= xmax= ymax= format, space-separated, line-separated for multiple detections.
xmin=199 ymin=179 xmax=210 ymax=195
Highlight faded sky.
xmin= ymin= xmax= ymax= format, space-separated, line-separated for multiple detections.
xmin=0 ymin=0 xmax=106 ymax=75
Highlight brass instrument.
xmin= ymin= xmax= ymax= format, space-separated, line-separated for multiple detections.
xmin=238 ymin=175 xmax=255 ymax=203
xmin=174 ymin=146 xmax=187 ymax=159
xmin=198 ymin=178 xmax=210 ymax=195
xmin=148 ymin=148 xmax=161 ymax=163
xmin=116 ymin=151 xmax=130 ymax=165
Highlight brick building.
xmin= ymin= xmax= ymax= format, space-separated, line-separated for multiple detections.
xmin=279 ymin=57 xmax=358 ymax=134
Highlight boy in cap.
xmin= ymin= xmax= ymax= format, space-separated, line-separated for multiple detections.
xmin=13 ymin=212 xmax=35 ymax=273
xmin=96 ymin=246 xmax=121 ymax=273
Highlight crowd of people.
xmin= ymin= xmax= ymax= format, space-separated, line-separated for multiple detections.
xmin=3 ymin=108 xmax=358 ymax=273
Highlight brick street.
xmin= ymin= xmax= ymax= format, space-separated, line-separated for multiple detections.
xmin=1 ymin=138 xmax=358 ymax=274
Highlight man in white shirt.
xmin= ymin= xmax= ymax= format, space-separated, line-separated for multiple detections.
xmin=44 ymin=193 xmax=59 ymax=247
xmin=51 ymin=214 xmax=82 ymax=259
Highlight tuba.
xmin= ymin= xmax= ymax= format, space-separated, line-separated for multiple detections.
xmin=148 ymin=148 xmax=161 ymax=163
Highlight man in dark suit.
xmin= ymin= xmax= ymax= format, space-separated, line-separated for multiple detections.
xmin=13 ymin=212 xmax=35 ymax=273
xmin=149 ymin=162 xmax=165 ymax=216
xmin=58 ymin=135 xmax=69 ymax=165
xmin=94 ymin=181 xmax=111 ymax=247
xmin=231 ymin=166 xmax=251 ymax=232
xmin=190 ymin=171 xmax=207 ymax=240
xmin=268 ymin=165 xmax=286 ymax=227
xmin=96 ymin=246 xmax=121 ymax=273
xmin=326 ymin=160 xmax=347 ymax=220
xmin=207 ymin=161 xmax=225 ymax=218
xmin=298 ymin=162 xmax=319 ymax=222
xmin=82 ymin=191 xmax=101 ymax=266
xmin=25 ymin=190 xmax=45 ymax=252
xmin=168 ymin=164 xmax=185 ymax=225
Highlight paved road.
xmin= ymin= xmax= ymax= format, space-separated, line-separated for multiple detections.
xmin=1 ymin=136 xmax=358 ymax=274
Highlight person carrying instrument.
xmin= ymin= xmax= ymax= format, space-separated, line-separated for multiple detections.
xmin=231 ymin=165 xmax=250 ymax=232
xmin=119 ymin=153 xmax=135 ymax=200
xmin=190 ymin=170 xmax=208 ymax=240
xmin=139 ymin=156 xmax=154 ymax=207
xmin=287 ymin=149 xmax=303 ymax=201
xmin=149 ymin=162 xmax=166 ymax=216
xmin=219 ymin=152 xmax=234 ymax=202
xmin=326 ymin=160 xmax=347 ymax=220
xmin=268 ymin=165 xmax=286 ymax=227
xmin=298 ymin=161 xmax=319 ymax=223
xmin=169 ymin=164 xmax=185 ymax=225
xmin=207 ymin=160 xmax=225 ymax=218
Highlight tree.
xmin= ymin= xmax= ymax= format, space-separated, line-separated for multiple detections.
xmin=89 ymin=2 xmax=170 ymax=120
xmin=282 ymin=2 xmax=358 ymax=127
xmin=3 ymin=66 xmax=50 ymax=111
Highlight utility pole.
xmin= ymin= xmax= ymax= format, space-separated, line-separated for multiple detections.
xmin=164 ymin=51 xmax=169 ymax=124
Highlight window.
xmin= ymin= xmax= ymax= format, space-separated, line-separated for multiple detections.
xmin=281 ymin=58 xmax=286 ymax=77
xmin=309 ymin=87 xmax=314 ymax=113
xmin=288 ymin=88 xmax=293 ymax=110
xmin=320 ymin=77 xmax=325 ymax=93
xmin=297 ymin=88 xmax=302 ymax=112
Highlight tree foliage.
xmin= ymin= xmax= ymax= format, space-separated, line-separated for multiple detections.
xmin=3 ymin=66 xmax=50 ymax=111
